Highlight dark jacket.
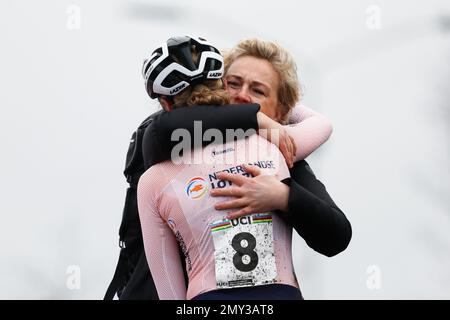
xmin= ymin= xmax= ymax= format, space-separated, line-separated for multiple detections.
xmin=113 ymin=103 xmax=351 ymax=300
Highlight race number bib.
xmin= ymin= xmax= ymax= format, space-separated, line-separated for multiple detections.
xmin=210 ymin=213 xmax=277 ymax=289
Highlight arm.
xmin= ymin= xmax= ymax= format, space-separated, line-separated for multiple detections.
xmin=276 ymin=160 xmax=352 ymax=257
xmin=142 ymin=104 xmax=260 ymax=169
xmin=284 ymin=105 xmax=333 ymax=161
xmin=137 ymin=171 xmax=187 ymax=299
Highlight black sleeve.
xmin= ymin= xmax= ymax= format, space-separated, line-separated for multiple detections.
xmin=276 ymin=160 xmax=352 ymax=257
xmin=142 ymin=104 xmax=260 ymax=169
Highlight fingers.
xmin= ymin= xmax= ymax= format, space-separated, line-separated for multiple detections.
xmin=216 ymin=172 xmax=247 ymax=186
xmin=286 ymin=138 xmax=294 ymax=168
xmin=287 ymin=135 xmax=295 ymax=168
xmin=280 ymin=136 xmax=293 ymax=168
xmin=284 ymin=132 xmax=296 ymax=168
xmin=226 ymin=207 xmax=253 ymax=220
xmin=214 ymin=198 xmax=246 ymax=211
xmin=289 ymin=134 xmax=297 ymax=161
xmin=210 ymin=187 xmax=244 ymax=197
xmin=243 ymin=164 xmax=261 ymax=176
xmin=282 ymin=149 xmax=292 ymax=168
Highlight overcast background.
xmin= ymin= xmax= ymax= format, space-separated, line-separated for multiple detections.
xmin=0 ymin=0 xmax=449 ymax=299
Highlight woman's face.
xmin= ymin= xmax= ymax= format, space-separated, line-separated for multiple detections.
xmin=224 ymin=55 xmax=282 ymax=121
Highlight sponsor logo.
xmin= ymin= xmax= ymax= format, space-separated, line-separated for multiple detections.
xmin=211 ymin=147 xmax=235 ymax=156
xmin=208 ymin=161 xmax=275 ymax=189
xmin=210 ymin=214 xmax=272 ymax=232
xmin=186 ymin=176 xmax=208 ymax=200
xmin=229 ymin=214 xmax=272 ymax=227
xmin=208 ymin=71 xmax=222 ymax=78
xmin=174 ymin=230 xmax=192 ymax=271
xmin=167 ymin=219 xmax=192 ymax=271
xmin=170 ymin=82 xmax=187 ymax=94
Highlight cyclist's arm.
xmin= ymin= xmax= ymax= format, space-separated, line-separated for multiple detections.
xmin=137 ymin=169 xmax=187 ymax=300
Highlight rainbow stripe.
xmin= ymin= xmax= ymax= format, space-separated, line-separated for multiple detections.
xmin=210 ymin=219 xmax=231 ymax=233
xmin=252 ymin=213 xmax=272 ymax=224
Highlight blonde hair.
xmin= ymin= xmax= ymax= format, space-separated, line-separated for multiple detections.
xmin=224 ymin=39 xmax=301 ymax=123
xmin=172 ymin=79 xmax=230 ymax=108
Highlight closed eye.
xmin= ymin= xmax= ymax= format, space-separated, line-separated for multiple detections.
xmin=226 ymin=80 xmax=241 ymax=88
xmin=252 ymin=88 xmax=266 ymax=96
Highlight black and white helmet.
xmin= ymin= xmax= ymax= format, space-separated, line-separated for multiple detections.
xmin=142 ymin=36 xmax=224 ymax=99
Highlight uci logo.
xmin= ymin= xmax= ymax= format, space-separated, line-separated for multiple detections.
xmin=170 ymin=83 xmax=187 ymax=94
xmin=186 ymin=176 xmax=208 ymax=200
xmin=231 ymin=216 xmax=252 ymax=227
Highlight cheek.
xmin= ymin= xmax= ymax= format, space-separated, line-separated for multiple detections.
xmin=260 ymin=99 xmax=279 ymax=119
xmin=259 ymin=103 xmax=276 ymax=119
xmin=226 ymin=87 xmax=239 ymax=98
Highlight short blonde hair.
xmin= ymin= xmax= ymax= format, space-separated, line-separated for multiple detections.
xmin=224 ymin=39 xmax=301 ymax=123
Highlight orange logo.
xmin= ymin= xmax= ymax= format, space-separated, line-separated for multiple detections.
xmin=186 ymin=177 xmax=208 ymax=200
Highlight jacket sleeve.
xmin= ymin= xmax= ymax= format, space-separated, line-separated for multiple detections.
xmin=276 ymin=160 xmax=352 ymax=257
xmin=142 ymin=104 xmax=260 ymax=169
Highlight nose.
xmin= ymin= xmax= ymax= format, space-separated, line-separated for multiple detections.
xmin=234 ymin=87 xmax=251 ymax=104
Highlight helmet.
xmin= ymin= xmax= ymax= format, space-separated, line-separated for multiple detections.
xmin=142 ymin=36 xmax=224 ymax=99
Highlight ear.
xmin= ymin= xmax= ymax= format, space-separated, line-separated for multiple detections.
xmin=159 ymin=97 xmax=173 ymax=112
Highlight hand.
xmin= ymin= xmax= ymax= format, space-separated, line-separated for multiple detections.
xmin=257 ymin=112 xmax=296 ymax=168
xmin=210 ymin=164 xmax=290 ymax=219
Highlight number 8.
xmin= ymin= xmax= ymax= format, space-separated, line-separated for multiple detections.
xmin=231 ymin=232 xmax=258 ymax=272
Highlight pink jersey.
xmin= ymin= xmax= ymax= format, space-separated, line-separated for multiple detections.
xmin=137 ymin=134 xmax=298 ymax=300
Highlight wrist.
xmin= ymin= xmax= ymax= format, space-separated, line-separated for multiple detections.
xmin=257 ymin=112 xmax=282 ymax=138
xmin=256 ymin=112 xmax=267 ymax=130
